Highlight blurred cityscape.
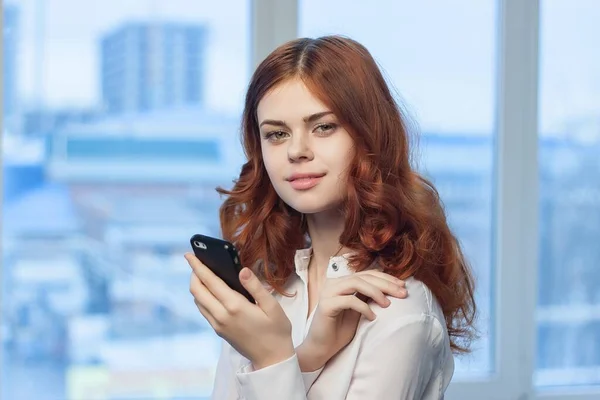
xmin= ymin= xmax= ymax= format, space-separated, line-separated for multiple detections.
xmin=2 ymin=2 xmax=599 ymax=399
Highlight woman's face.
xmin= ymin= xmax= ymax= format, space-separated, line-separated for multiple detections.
xmin=257 ymin=78 xmax=355 ymax=215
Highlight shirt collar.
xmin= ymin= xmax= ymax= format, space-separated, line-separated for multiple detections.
xmin=294 ymin=247 xmax=313 ymax=272
xmin=293 ymin=247 xmax=357 ymax=279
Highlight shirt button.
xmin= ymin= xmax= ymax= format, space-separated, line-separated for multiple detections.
xmin=332 ymin=262 xmax=339 ymax=271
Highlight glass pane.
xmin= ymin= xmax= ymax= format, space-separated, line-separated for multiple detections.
xmin=299 ymin=0 xmax=497 ymax=379
xmin=2 ymin=0 xmax=249 ymax=398
xmin=536 ymin=0 xmax=600 ymax=389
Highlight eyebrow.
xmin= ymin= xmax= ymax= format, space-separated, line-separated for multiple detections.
xmin=259 ymin=111 xmax=334 ymax=128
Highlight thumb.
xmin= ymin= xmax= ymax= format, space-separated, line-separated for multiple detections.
xmin=239 ymin=268 xmax=277 ymax=311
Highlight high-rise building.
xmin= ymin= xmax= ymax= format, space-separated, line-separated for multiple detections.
xmin=100 ymin=22 xmax=207 ymax=114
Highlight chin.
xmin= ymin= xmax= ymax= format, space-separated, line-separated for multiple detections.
xmin=278 ymin=192 xmax=342 ymax=215
xmin=272 ymin=181 xmax=345 ymax=215
xmin=287 ymin=202 xmax=333 ymax=215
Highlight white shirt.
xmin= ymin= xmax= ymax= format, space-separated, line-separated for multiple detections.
xmin=210 ymin=248 xmax=455 ymax=400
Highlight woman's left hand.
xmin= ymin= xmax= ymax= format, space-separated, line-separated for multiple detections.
xmin=186 ymin=253 xmax=295 ymax=370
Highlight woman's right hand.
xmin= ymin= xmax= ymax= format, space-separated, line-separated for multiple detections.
xmin=297 ymin=270 xmax=407 ymax=372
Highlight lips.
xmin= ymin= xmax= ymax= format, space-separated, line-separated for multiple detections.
xmin=286 ymin=173 xmax=326 ymax=182
xmin=286 ymin=173 xmax=326 ymax=190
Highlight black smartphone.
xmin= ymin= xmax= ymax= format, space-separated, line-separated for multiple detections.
xmin=190 ymin=234 xmax=255 ymax=303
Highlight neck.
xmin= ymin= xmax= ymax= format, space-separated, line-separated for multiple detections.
xmin=305 ymin=208 xmax=351 ymax=273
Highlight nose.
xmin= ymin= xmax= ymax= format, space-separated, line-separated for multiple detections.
xmin=287 ymin=134 xmax=314 ymax=162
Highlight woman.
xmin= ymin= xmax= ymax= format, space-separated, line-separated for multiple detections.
xmin=186 ymin=35 xmax=476 ymax=400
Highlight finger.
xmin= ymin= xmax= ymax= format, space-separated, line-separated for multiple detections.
xmin=329 ymin=277 xmax=392 ymax=307
xmin=194 ymin=299 xmax=218 ymax=327
xmin=189 ymin=271 xmax=227 ymax=321
xmin=332 ymin=275 xmax=393 ymax=307
xmin=327 ymin=295 xmax=377 ymax=321
xmin=238 ymin=268 xmax=278 ymax=313
xmin=357 ymin=270 xmax=406 ymax=287
xmin=185 ymin=253 xmax=238 ymax=302
xmin=356 ymin=274 xmax=408 ymax=299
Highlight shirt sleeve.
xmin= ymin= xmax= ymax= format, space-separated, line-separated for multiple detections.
xmin=210 ymin=340 xmax=233 ymax=400
xmin=212 ymin=340 xmax=322 ymax=400
xmin=300 ymin=365 xmax=324 ymax=392
xmin=345 ymin=313 xmax=447 ymax=400
xmin=235 ymin=353 xmax=308 ymax=400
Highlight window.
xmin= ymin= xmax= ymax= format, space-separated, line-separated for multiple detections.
xmin=4 ymin=1 xmax=600 ymax=399
xmin=299 ymin=0 xmax=498 ymax=379
xmin=536 ymin=0 xmax=600 ymax=389
xmin=2 ymin=1 xmax=249 ymax=398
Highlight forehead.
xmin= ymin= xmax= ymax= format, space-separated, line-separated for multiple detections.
xmin=257 ymin=78 xmax=330 ymax=121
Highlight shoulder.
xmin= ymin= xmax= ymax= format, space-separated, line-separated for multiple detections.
xmin=358 ymin=277 xmax=448 ymax=348
xmin=373 ymin=276 xmax=445 ymax=321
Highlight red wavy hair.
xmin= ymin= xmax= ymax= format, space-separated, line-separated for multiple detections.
xmin=217 ymin=35 xmax=476 ymax=352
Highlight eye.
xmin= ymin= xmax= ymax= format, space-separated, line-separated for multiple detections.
xmin=264 ymin=131 xmax=289 ymax=142
xmin=314 ymin=123 xmax=337 ymax=135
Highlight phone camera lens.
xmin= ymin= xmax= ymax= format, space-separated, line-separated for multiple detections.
xmin=193 ymin=241 xmax=207 ymax=249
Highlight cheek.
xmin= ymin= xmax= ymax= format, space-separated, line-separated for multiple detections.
xmin=333 ymin=139 xmax=355 ymax=173
xmin=334 ymin=143 xmax=355 ymax=188
xmin=261 ymin=146 xmax=281 ymax=181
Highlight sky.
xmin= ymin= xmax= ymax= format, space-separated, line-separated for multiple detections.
xmin=6 ymin=0 xmax=600 ymax=135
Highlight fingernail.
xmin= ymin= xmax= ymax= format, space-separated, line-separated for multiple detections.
xmin=240 ymin=268 xmax=251 ymax=280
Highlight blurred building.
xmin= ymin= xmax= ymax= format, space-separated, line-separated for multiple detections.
xmin=21 ymin=108 xmax=101 ymax=137
xmin=536 ymin=124 xmax=600 ymax=385
xmin=100 ymin=22 xmax=208 ymax=114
